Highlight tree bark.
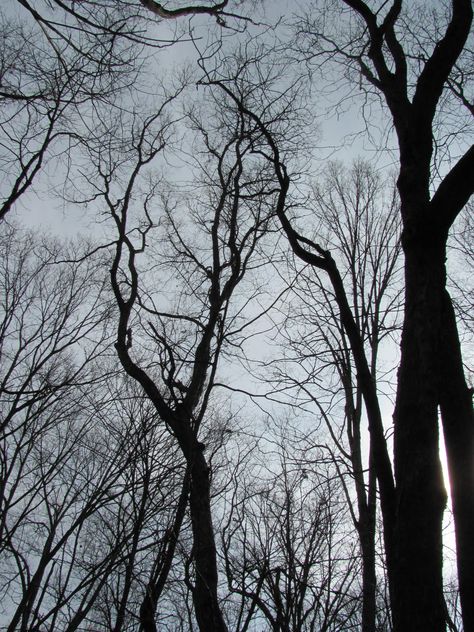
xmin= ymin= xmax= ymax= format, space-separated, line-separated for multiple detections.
xmin=359 ymin=509 xmax=377 ymax=632
xmin=188 ymin=447 xmax=228 ymax=632
xmin=438 ymin=289 xmax=474 ymax=632
xmin=359 ymin=457 xmax=377 ymax=632
xmin=139 ymin=471 xmax=189 ymax=632
xmin=392 ymin=230 xmax=448 ymax=632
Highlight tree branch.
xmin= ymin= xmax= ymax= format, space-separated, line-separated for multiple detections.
xmin=412 ymin=0 xmax=473 ymax=121
xmin=431 ymin=144 xmax=474 ymax=233
xmin=139 ymin=0 xmax=228 ymax=19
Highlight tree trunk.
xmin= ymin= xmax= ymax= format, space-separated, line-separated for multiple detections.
xmin=139 ymin=471 xmax=189 ymax=632
xmin=392 ymin=234 xmax=448 ymax=632
xmin=350 ymin=393 xmax=377 ymax=632
xmin=188 ymin=448 xmax=228 ymax=632
xmin=438 ymin=289 xmax=474 ymax=632
xmin=359 ymin=460 xmax=377 ymax=632
xmin=359 ymin=512 xmax=377 ymax=632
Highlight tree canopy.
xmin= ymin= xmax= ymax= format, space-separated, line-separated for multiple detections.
xmin=1 ymin=2 xmax=473 ymax=631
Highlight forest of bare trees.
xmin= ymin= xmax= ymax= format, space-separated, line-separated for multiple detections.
xmin=1 ymin=1 xmax=473 ymax=631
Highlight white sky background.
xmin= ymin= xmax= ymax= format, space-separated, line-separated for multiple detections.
xmin=3 ymin=0 xmax=467 ymax=580
xmin=8 ymin=0 xmax=397 ymax=238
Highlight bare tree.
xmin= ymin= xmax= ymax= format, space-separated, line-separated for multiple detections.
xmin=449 ymin=204 xmax=474 ymax=367
xmin=0 ymin=2 xmax=139 ymax=221
xmin=0 ymin=225 xmax=112 ymax=630
xmin=273 ymin=160 xmax=402 ymax=632
xmin=72 ymin=387 xmax=187 ymax=632
xmin=1 ymin=0 xmax=253 ymax=223
xmin=206 ymin=3 xmax=474 ymax=626
xmin=288 ymin=4 xmax=474 ymax=630
xmin=3 ymin=2 xmax=471 ymax=630
xmin=0 ymin=225 xmax=191 ymax=631
xmin=222 ymin=423 xmax=362 ymax=632
xmin=71 ymin=82 xmax=281 ymax=631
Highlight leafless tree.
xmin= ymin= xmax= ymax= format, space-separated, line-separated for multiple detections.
xmin=1 ymin=0 xmax=254 ymax=223
xmin=3 ymin=2 xmax=471 ymax=630
xmin=288 ymin=4 xmax=474 ymax=630
xmin=449 ymin=204 xmax=474 ymax=373
xmin=272 ymin=160 xmax=402 ymax=632
xmin=0 ymin=225 xmax=110 ymax=629
xmin=0 ymin=225 xmax=191 ymax=631
xmin=221 ymin=423 xmax=362 ymax=632
xmin=205 ymin=3 xmax=474 ymax=626
xmin=70 ymin=386 xmax=188 ymax=632
xmin=71 ymin=80 xmax=281 ymax=630
xmin=0 ymin=2 xmax=139 ymax=221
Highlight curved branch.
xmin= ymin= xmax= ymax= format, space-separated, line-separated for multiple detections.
xmin=139 ymin=0 xmax=228 ymax=19
xmin=431 ymin=144 xmax=474 ymax=233
xmin=412 ymin=0 xmax=473 ymax=121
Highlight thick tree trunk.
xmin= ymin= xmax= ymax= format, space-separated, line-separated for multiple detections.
xmin=392 ymin=235 xmax=448 ymax=632
xmin=188 ymin=448 xmax=228 ymax=632
xmin=359 ymin=459 xmax=377 ymax=632
xmin=438 ymin=290 xmax=474 ymax=632
xmin=359 ymin=510 xmax=377 ymax=632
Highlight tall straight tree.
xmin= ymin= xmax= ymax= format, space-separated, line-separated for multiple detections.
xmin=207 ymin=1 xmax=474 ymax=629
xmin=295 ymin=4 xmax=474 ymax=630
